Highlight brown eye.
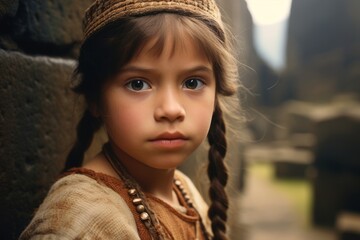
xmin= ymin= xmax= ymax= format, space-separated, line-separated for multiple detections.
xmin=183 ymin=78 xmax=204 ymax=90
xmin=125 ymin=79 xmax=150 ymax=91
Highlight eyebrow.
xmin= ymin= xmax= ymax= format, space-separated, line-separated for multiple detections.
xmin=183 ymin=66 xmax=214 ymax=74
xmin=119 ymin=65 xmax=213 ymax=75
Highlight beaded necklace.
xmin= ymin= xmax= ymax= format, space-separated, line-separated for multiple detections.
xmin=102 ymin=143 xmax=209 ymax=240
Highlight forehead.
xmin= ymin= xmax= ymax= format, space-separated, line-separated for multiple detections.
xmin=135 ymin=33 xmax=209 ymax=61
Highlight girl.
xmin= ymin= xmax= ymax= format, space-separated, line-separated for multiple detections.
xmin=20 ymin=0 xmax=239 ymax=239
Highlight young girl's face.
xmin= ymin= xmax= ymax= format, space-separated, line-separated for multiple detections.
xmin=99 ymin=35 xmax=216 ymax=170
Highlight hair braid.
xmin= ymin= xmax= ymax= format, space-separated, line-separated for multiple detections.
xmin=63 ymin=109 xmax=101 ymax=172
xmin=207 ymin=104 xmax=229 ymax=240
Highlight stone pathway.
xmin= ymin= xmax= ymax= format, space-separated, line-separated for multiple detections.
xmin=238 ymin=168 xmax=337 ymax=240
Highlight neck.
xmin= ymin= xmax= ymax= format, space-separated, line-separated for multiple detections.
xmin=135 ymin=167 xmax=175 ymax=199
xmin=106 ymin=142 xmax=177 ymax=204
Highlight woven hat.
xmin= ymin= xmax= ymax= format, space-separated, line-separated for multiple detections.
xmin=83 ymin=0 xmax=224 ymax=40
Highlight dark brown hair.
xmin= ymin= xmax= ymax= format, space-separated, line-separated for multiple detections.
xmin=65 ymin=13 xmax=238 ymax=240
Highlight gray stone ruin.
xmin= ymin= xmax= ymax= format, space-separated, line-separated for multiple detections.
xmin=273 ymin=98 xmax=360 ymax=238
xmin=312 ymin=104 xmax=360 ymax=236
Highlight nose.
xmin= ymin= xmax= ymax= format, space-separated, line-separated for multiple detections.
xmin=154 ymin=87 xmax=185 ymax=122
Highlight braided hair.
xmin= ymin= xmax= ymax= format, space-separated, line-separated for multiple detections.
xmin=207 ymin=103 xmax=229 ymax=240
xmin=64 ymin=109 xmax=101 ymax=171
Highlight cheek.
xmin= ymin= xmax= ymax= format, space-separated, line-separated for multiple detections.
xmin=197 ymin=107 xmax=214 ymax=130
xmin=106 ymin=104 xmax=146 ymax=131
xmin=101 ymin=94 xmax=144 ymax=135
xmin=117 ymin=107 xmax=140 ymax=127
xmin=188 ymin=96 xmax=215 ymax=137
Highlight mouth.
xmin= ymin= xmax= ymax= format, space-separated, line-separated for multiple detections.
xmin=151 ymin=132 xmax=188 ymax=141
xmin=149 ymin=132 xmax=189 ymax=148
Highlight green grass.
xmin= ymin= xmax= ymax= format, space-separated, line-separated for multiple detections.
xmin=250 ymin=162 xmax=312 ymax=227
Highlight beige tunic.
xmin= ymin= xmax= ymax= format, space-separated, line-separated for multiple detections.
xmin=20 ymin=169 xmax=210 ymax=240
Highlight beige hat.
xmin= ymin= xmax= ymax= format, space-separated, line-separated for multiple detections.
xmin=83 ymin=0 xmax=224 ymax=40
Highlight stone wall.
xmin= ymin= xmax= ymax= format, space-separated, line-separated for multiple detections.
xmin=0 ymin=1 xmax=92 ymax=239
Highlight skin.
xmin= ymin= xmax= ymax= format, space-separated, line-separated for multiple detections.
xmin=84 ymin=34 xmax=216 ymax=206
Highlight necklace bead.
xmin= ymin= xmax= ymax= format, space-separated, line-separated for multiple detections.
xmin=140 ymin=212 xmax=150 ymax=221
xmin=136 ymin=204 xmax=145 ymax=213
xmin=132 ymin=198 xmax=143 ymax=205
xmin=128 ymin=188 xmax=137 ymax=196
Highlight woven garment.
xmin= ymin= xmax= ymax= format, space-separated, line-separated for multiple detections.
xmin=19 ymin=169 xmax=211 ymax=239
xmin=83 ymin=0 xmax=224 ymax=39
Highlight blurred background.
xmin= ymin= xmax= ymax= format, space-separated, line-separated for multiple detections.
xmin=1 ymin=0 xmax=359 ymax=239
xmin=218 ymin=0 xmax=360 ymax=240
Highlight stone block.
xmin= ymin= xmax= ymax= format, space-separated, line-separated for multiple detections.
xmin=337 ymin=212 xmax=360 ymax=240
xmin=311 ymin=169 xmax=360 ymax=227
xmin=0 ymin=0 xmax=19 ymax=19
xmin=274 ymin=161 xmax=309 ymax=179
xmin=9 ymin=0 xmax=93 ymax=56
xmin=272 ymin=147 xmax=313 ymax=179
xmin=313 ymin=113 xmax=360 ymax=171
xmin=0 ymin=50 xmax=82 ymax=239
xmin=282 ymin=101 xmax=317 ymax=135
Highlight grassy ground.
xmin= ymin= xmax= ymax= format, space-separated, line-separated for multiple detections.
xmin=250 ymin=162 xmax=312 ymax=228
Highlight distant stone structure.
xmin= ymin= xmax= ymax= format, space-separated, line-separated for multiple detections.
xmin=277 ymin=1 xmax=360 ymax=230
xmin=268 ymin=98 xmax=360 ymax=230
xmin=284 ymin=0 xmax=360 ymax=102
xmin=312 ymin=107 xmax=360 ymax=227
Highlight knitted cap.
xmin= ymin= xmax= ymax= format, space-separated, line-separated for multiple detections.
xmin=83 ymin=0 xmax=224 ymax=40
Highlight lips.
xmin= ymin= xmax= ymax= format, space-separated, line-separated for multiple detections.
xmin=150 ymin=132 xmax=188 ymax=141
xmin=149 ymin=132 xmax=189 ymax=148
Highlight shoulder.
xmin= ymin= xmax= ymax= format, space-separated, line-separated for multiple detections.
xmin=174 ymin=170 xmax=211 ymax=232
xmin=174 ymin=170 xmax=206 ymax=207
xmin=20 ymin=173 xmax=140 ymax=240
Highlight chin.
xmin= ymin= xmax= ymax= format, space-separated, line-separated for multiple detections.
xmin=146 ymin=157 xmax=187 ymax=170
